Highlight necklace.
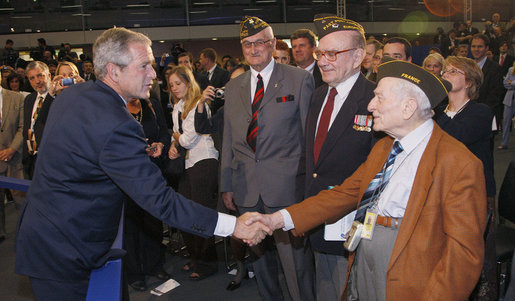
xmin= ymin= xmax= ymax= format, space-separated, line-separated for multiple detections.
xmin=444 ymin=99 xmax=470 ymax=117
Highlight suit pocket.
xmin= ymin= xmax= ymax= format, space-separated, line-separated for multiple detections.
xmin=276 ymin=95 xmax=295 ymax=103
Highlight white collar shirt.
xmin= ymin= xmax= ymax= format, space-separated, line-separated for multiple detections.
xmin=376 ymin=119 xmax=434 ymax=218
xmin=249 ymin=59 xmax=275 ymax=103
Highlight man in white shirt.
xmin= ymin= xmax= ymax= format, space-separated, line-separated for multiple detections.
xmin=250 ymin=59 xmax=487 ymax=300
xmin=291 ymin=28 xmax=324 ymax=88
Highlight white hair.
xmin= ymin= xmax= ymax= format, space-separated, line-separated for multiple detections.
xmin=391 ymin=78 xmax=433 ymax=120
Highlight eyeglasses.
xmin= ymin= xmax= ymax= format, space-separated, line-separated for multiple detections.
xmin=241 ymin=39 xmax=273 ymax=49
xmin=441 ymin=68 xmax=465 ymax=76
xmin=313 ymin=48 xmax=356 ymax=62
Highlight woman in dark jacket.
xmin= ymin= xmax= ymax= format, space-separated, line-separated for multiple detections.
xmin=124 ymin=96 xmax=171 ymax=292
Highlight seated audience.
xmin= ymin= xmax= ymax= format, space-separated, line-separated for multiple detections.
xmin=422 ymin=52 xmax=444 ymax=77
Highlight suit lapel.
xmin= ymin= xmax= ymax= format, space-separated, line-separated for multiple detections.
xmin=259 ymin=63 xmax=283 ymax=110
xmin=1 ymin=90 xmax=10 ymax=129
xmin=315 ymin=75 xmax=363 ymax=167
xmin=239 ymin=72 xmax=252 ymax=117
xmin=388 ymin=123 xmax=442 ymax=269
xmin=306 ymin=86 xmax=328 ymax=161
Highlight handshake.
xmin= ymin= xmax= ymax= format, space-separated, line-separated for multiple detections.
xmin=232 ymin=211 xmax=286 ymax=246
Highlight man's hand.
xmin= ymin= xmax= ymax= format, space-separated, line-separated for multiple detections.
xmin=233 ymin=212 xmax=272 ymax=246
xmin=222 ymin=191 xmax=236 ymax=211
xmin=243 ymin=211 xmax=286 ymax=233
xmin=0 ymin=148 xmax=16 ymax=162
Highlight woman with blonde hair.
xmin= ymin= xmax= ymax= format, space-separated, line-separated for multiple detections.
xmin=423 ymin=52 xmax=445 ymax=77
xmin=167 ymin=65 xmax=219 ymax=280
xmin=50 ymin=61 xmax=85 ymax=95
xmin=434 ymin=56 xmax=496 ymax=299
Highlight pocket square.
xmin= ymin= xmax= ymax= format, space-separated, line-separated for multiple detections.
xmin=276 ymin=95 xmax=295 ymax=103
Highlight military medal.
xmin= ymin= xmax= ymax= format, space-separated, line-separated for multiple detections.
xmin=353 ymin=114 xmax=372 ymax=132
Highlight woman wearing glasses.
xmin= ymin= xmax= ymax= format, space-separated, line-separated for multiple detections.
xmin=434 ymin=56 xmax=496 ymax=300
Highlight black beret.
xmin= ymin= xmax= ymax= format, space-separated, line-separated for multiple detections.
xmin=240 ymin=16 xmax=270 ymax=40
xmin=377 ymin=59 xmax=452 ymax=108
xmin=313 ymin=14 xmax=364 ymax=40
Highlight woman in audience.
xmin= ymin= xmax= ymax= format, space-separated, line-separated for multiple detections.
xmin=6 ymin=72 xmax=30 ymax=97
xmin=423 ymin=52 xmax=445 ymax=77
xmin=273 ymin=39 xmax=291 ymax=65
xmin=124 ymin=95 xmax=171 ymax=292
xmin=434 ymin=56 xmax=496 ymax=300
xmin=499 ymin=61 xmax=515 ymax=149
xmin=168 ymin=65 xmax=219 ymax=280
xmin=50 ymin=61 xmax=84 ymax=95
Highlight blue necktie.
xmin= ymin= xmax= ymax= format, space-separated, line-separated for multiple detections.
xmin=354 ymin=141 xmax=403 ymax=223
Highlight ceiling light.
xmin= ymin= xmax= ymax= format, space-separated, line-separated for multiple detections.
xmin=11 ymin=16 xmax=33 ymax=19
xmin=61 ymin=5 xmax=82 ymax=8
xmin=189 ymin=10 xmax=207 ymax=14
xmin=0 ymin=8 xmax=14 ymax=11
xmin=126 ymin=4 xmax=150 ymax=8
xmin=243 ymin=8 xmax=262 ymax=11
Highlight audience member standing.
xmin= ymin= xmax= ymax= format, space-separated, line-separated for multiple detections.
xmin=299 ymin=14 xmax=377 ymax=300
xmin=471 ymin=34 xmax=505 ymax=131
xmin=0 ymin=86 xmax=25 ymax=242
xmin=221 ymin=16 xmax=315 ymax=301
xmin=82 ymin=60 xmax=96 ymax=81
xmin=494 ymin=40 xmax=514 ymax=76
xmin=22 ymin=61 xmax=54 ymax=179
xmin=499 ymin=63 xmax=515 ymax=149
xmin=291 ymin=29 xmax=324 ymax=88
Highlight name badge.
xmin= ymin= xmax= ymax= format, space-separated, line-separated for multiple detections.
xmin=361 ymin=210 xmax=377 ymax=240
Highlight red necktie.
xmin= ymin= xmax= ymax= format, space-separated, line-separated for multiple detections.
xmin=314 ymin=87 xmax=337 ymax=164
xmin=500 ymin=55 xmax=505 ymax=66
xmin=247 ymin=74 xmax=263 ymax=152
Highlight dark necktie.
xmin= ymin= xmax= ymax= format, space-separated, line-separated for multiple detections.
xmin=313 ymin=87 xmax=337 ymax=164
xmin=247 ymin=74 xmax=263 ymax=152
xmin=354 ymin=141 xmax=404 ymax=222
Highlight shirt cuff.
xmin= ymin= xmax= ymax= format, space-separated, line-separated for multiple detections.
xmin=214 ymin=212 xmax=237 ymax=237
xmin=280 ymin=209 xmax=295 ymax=231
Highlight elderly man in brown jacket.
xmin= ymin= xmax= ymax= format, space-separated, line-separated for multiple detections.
xmin=248 ymin=57 xmax=486 ymax=300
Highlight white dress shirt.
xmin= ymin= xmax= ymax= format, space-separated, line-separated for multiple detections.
xmin=172 ymin=99 xmax=218 ymax=169
xmin=302 ymin=60 xmax=316 ymax=75
xmin=207 ymin=64 xmax=216 ymax=81
xmin=249 ymin=59 xmax=275 ymax=101
xmin=314 ymin=71 xmax=360 ymax=137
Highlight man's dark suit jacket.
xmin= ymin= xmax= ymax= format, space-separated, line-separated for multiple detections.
xmin=478 ymin=59 xmax=504 ymax=125
xmin=440 ymin=37 xmax=456 ymax=57
xmin=203 ymin=65 xmax=230 ymax=89
xmin=434 ymin=101 xmax=495 ymax=197
xmin=15 ymin=80 xmax=219 ymax=282
xmin=84 ymin=73 xmax=96 ymax=81
xmin=22 ymin=92 xmax=54 ymax=176
xmin=494 ymin=54 xmax=515 ymax=78
xmin=312 ymin=63 xmax=324 ymax=89
xmin=297 ymin=74 xmax=377 ymax=255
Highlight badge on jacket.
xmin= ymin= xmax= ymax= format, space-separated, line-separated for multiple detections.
xmin=353 ymin=114 xmax=372 ymax=132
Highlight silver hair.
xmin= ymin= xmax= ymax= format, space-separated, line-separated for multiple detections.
xmin=391 ymin=78 xmax=433 ymax=120
xmin=93 ymin=27 xmax=151 ymax=80
xmin=25 ymin=61 xmax=49 ymax=74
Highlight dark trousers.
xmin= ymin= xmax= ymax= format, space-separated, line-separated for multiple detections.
xmin=123 ymin=199 xmax=165 ymax=284
xmin=23 ymin=154 xmax=37 ymax=180
xmin=179 ymin=159 xmax=218 ymax=266
xmin=30 ymin=277 xmax=89 ymax=301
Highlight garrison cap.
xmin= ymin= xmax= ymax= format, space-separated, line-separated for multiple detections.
xmin=313 ymin=13 xmax=365 ymax=39
xmin=377 ymin=59 xmax=452 ymax=108
xmin=240 ymin=16 xmax=270 ymax=40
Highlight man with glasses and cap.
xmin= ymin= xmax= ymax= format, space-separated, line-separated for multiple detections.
xmin=295 ymin=14 xmax=377 ymax=300
xmin=248 ymin=58 xmax=487 ymax=300
xmin=221 ymin=16 xmax=315 ymax=301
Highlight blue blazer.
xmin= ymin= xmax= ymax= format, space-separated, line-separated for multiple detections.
xmin=15 ymin=80 xmax=218 ymax=281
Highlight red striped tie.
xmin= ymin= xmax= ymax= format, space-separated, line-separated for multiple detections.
xmin=313 ymin=87 xmax=337 ymax=164
xmin=247 ymin=74 xmax=263 ymax=152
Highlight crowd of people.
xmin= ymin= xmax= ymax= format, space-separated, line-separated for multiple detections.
xmin=0 ymin=10 xmax=513 ymax=301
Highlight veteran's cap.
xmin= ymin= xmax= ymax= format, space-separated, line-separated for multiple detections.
xmin=377 ymin=59 xmax=452 ymax=108
xmin=313 ymin=13 xmax=364 ymax=40
xmin=240 ymin=16 xmax=270 ymax=40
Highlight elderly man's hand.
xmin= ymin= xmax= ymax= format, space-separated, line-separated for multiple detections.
xmin=233 ymin=212 xmax=273 ymax=246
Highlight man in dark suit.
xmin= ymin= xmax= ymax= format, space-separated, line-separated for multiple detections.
xmin=296 ymin=14 xmax=377 ymax=300
xmin=471 ymin=34 xmax=505 ymax=129
xmin=81 ymin=60 xmax=96 ymax=81
xmin=199 ymin=47 xmax=230 ymax=89
xmin=221 ymin=17 xmax=315 ymax=301
xmin=0 ymin=86 xmax=25 ymax=242
xmin=291 ymin=28 xmax=324 ymax=88
xmin=22 ymin=61 xmax=54 ymax=179
xmin=178 ymin=51 xmax=209 ymax=90
xmin=440 ymin=29 xmax=458 ymax=58
xmin=15 ymin=27 xmax=269 ymax=300
xmin=494 ymin=40 xmax=515 ymax=76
